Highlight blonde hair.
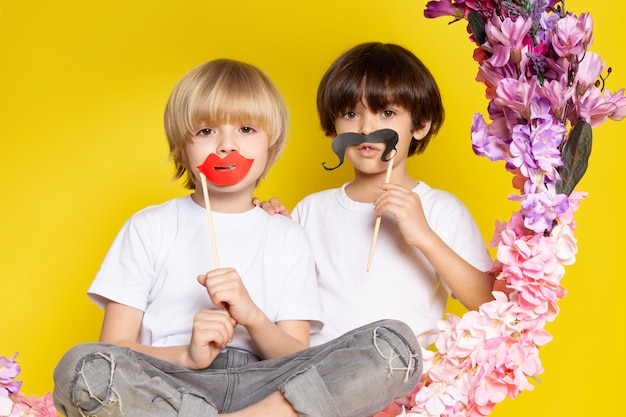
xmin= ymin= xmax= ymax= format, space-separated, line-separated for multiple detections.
xmin=164 ymin=59 xmax=289 ymax=189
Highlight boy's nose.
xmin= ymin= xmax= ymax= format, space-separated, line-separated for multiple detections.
xmin=359 ymin=114 xmax=375 ymax=136
xmin=216 ymin=133 xmax=238 ymax=154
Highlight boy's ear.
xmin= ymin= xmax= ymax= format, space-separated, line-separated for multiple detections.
xmin=412 ymin=120 xmax=432 ymax=141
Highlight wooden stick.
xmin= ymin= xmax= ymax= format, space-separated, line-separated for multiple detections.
xmin=366 ymin=151 xmax=396 ymax=271
xmin=200 ymin=173 xmax=220 ymax=268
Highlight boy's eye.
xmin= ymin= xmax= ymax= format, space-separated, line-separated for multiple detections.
xmin=240 ymin=125 xmax=256 ymax=134
xmin=342 ymin=111 xmax=358 ymax=119
xmin=382 ymin=110 xmax=396 ymax=118
xmin=196 ymin=127 xmax=215 ymax=136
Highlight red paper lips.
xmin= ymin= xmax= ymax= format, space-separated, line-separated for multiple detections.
xmin=197 ymin=151 xmax=254 ymax=186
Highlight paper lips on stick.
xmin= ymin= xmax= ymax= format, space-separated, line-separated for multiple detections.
xmin=197 ymin=151 xmax=254 ymax=186
xmin=195 ymin=151 xmax=254 ymax=271
xmin=322 ymin=128 xmax=399 ymax=170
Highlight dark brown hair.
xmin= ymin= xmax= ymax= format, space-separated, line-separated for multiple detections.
xmin=317 ymin=42 xmax=444 ymax=156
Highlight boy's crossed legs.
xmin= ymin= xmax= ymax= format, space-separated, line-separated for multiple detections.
xmin=53 ymin=319 xmax=421 ymax=417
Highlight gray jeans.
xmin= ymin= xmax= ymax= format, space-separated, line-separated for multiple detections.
xmin=53 ymin=319 xmax=421 ymax=417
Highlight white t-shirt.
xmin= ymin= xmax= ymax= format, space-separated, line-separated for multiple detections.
xmin=293 ymin=182 xmax=492 ymax=348
xmin=89 ymin=196 xmax=322 ymax=356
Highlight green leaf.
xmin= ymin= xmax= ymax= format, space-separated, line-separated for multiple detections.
xmin=556 ymin=121 xmax=592 ymax=196
xmin=468 ymin=10 xmax=488 ymax=46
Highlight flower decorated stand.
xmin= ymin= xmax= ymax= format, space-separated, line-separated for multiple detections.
xmin=375 ymin=1 xmax=626 ymax=416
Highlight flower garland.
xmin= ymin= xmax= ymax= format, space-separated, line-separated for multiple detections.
xmin=376 ymin=1 xmax=626 ymax=416
xmin=0 ymin=353 xmax=57 ymax=417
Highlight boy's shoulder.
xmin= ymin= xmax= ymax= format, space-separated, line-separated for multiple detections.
xmin=124 ymin=196 xmax=194 ymax=229
xmin=415 ymin=182 xmax=463 ymax=205
xmin=297 ymin=187 xmax=338 ymax=204
xmin=132 ymin=196 xmax=190 ymax=217
xmin=296 ymin=184 xmax=348 ymax=208
xmin=414 ymin=183 xmax=478 ymax=222
xmin=252 ymin=206 xmax=312 ymax=248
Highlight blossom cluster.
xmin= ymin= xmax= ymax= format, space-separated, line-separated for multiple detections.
xmin=373 ymin=1 xmax=626 ymax=416
xmin=0 ymin=354 xmax=56 ymax=417
xmin=403 ymin=192 xmax=582 ymax=417
xmin=464 ymin=0 xmax=625 ymax=233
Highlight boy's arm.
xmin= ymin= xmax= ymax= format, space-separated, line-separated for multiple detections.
xmin=245 ymin=317 xmax=310 ymax=359
xmin=408 ymin=231 xmax=495 ymax=310
xmin=99 ymin=300 xmax=235 ymax=369
xmin=374 ymin=183 xmax=495 ymax=310
xmin=198 ymin=269 xmax=309 ymax=359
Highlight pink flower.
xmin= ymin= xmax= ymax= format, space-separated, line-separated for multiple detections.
xmin=0 ymin=396 xmax=14 ymax=416
xmin=549 ymin=13 xmax=593 ymax=60
xmin=372 ymin=402 xmax=406 ymax=417
xmin=558 ymin=191 xmax=586 ymax=227
xmin=496 ymin=228 xmax=567 ymax=318
xmin=493 ymin=77 xmax=536 ymax=123
xmin=604 ymin=88 xmax=626 ymax=122
xmin=572 ymin=86 xmax=626 ymax=127
xmin=424 ymin=0 xmax=465 ymax=20
xmin=537 ymin=76 xmax=573 ymax=120
xmin=550 ymin=222 xmax=578 ymax=266
xmin=490 ymin=212 xmax=530 ymax=246
xmin=484 ymin=16 xmax=533 ymax=66
xmin=574 ymin=52 xmax=605 ymax=95
xmin=10 ymin=392 xmax=57 ymax=417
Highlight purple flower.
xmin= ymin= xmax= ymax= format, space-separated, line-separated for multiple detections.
xmin=511 ymin=189 xmax=569 ymax=233
xmin=507 ymin=97 xmax=566 ymax=188
xmin=508 ymin=124 xmax=538 ymax=175
xmin=471 ymin=112 xmax=508 ymax=161
xmin=0 ymin=353 xmax=22 ymax=396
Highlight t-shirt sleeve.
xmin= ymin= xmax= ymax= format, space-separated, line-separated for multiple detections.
xmin=445 ymin=200 xmax=493 ymax=271
xmin=274 ymin=220 xmax=323 ymax=333
xmin=87 ymin=215 xmax=155 ymax=311
xmin=291 ymin=201 xmax=303 ymax=224
xmin=425 ymin=191 xmax=494 ymax=293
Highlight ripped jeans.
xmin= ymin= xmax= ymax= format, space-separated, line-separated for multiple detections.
xmin=53 ymin=319 xmax=422 ymax=417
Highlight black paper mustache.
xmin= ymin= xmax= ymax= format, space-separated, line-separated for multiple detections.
xmin=322 ymin=129 xmax=399 ymax=170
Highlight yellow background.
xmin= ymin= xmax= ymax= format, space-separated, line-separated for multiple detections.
xmin=1 ymin=1 xmax=624 ymax=416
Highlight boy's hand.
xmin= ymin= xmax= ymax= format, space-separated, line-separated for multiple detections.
xmin=197 ymin=268 xmax=262 ymax=327
xmin=187 ymin=308 xmax=236 ymax=369
xmin=373 ymin=183 xmax=432 ymax=248
xmin=252 ymin=197 xmax=291 ymax=217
